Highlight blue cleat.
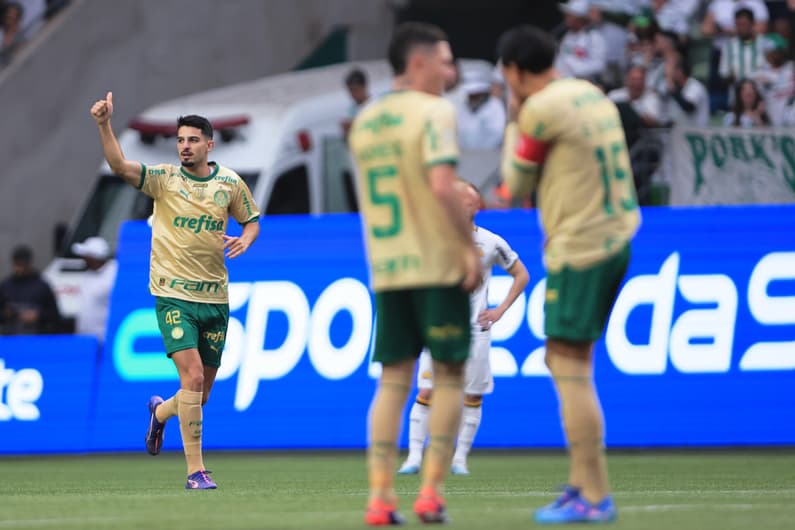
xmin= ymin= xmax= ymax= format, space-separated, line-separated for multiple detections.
xmin=145 ymin=395 xmax=165 ymax=456
xmin=397 ymin=462 xmax=420 ymax=475
xmin=534 ymin=495 xmax=617 ymax=524
xmin=450 ymin=463 xmax=470 ymax=476
xmin=539 ymin=484 xmax=581 ymax=511
xmin=185 ymin=470 xmax=217 ymax=490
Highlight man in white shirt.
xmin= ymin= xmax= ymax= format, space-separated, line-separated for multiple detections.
xmin=72 ymin=237 xmax=117 ymax=345
xmin=609 ymin=64 xmax=663 ymax=126
xmin=661 ymin=54 xmax=710 ymax=126
xmin=718 ymin=7 xmax=768 ymax=89
xmin=555 ymin=0 xmax=608 ymax=82
xmin=754 ymin=34 xmax=794 ymax=126
xmin=454 ymin=79 xmax=507 ymax=149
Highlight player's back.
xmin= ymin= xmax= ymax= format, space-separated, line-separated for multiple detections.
xmin=349 ymin=90 xmax=467 ymax=291
xmin=520 ymin=78 xmax=640 ymax=270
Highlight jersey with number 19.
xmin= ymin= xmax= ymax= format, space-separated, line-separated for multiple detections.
xmin=510 ymin=78 xmax=641 ymax=272
xmin=138 ymin=162 xmax=260 ymax=304
xmin=349 ymin=90 xmax=469 ymax=292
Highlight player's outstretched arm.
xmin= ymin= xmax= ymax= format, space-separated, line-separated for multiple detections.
xmin=90 ymin=91 xmax=143 ymax=187
xmin=477 ymin=258 xmax=529 ymax=330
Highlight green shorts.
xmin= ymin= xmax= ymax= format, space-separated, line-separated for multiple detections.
xmin=544 ymin=243 xmax=630 ymax=342
xmin=155 ymin=297 xmax=230 ymax=368
xmin=374 ymin=285 xmax=470 ymax=366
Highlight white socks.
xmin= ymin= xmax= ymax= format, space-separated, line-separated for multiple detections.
xmin=405 ymin=400 xmax=484 ymax=467
xmin=453 ymin=405 xmax=482 ymax=465
xmin=405 ymin=400 xmax=430 ymax=465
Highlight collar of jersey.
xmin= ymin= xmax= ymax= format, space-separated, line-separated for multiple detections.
xmin=180 ymin=162 xmax=219 ymax=182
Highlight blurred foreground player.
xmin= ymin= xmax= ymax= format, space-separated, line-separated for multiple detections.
xmin=398 ymin=182 xmax=528 ymax=476
xmin=498 ymin=25 xmax=640 ymax=523
xmin=90 ymin=92 xmax=260 ymax=490
xmin=349 ymin=22 xmax=481 ymax=525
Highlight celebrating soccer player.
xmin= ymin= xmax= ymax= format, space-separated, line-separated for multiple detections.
xmin=90 ymin=92 xmax=260 ymax=490
xmin=498 ymin=26 xmax=641 ymax=523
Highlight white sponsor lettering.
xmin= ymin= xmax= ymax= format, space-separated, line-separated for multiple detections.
xmin=114 ymin=252 xmax=795 ymax=411
xmin=0 ymin=359 xmax=43 ymax=421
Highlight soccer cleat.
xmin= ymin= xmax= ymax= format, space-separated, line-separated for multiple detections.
xmin=365 ymin=497 xmax=406 ymax=526
xmin=450 ymin=462 xmax=469 ymax=476
xmin=534 ymin=495 xmax=617 ymax=524
xmin=539 ymin=484 xmax=581 ymax=511
xmin=144 ymin=395 xmax=165 ymax=456
xmin=397 ymin=462 xmax=420 ymax=475
xmin=413 ymin=486 xmax=449 ymax=524
xmin=185 ymin=470 xmax=217 ymax=490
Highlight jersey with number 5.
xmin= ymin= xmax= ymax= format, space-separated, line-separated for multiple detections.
xmin=513 ymin=78 xmax=641 ymax=271
xmin=349 ymin=90 xmax=468 ymax=291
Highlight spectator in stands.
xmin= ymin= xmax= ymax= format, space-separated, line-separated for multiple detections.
xmin=702 ymin=0 xmax=769 ymax=41
xmin=722 ymin=78 xmax=770 ymax=127
xmin=555 ymin=0 xmax=608 ymax=83
xmin=626 ymin=14 xmax=658 ymax=71
xmin=0 ymin=245 xmax=62 ymax=335
xmin=718 ymin=8 xmax=768 ymax=107
xmin=0 ymin=2 xmax=25 ymax=65
xmin=71 ymin=237 xmax=117 ymax=346
xmin=455 ymin=75 xmax=506 ymax=150
xmin=661 ymin=54 xmax=710 ymax=126
xmin=651 ymin=0 xmax=700 ymax=44
xmin=609 ymin=64 xmax=663 ymax=145
xmin=646 ymin=29 xmax=683 ymax=95
xmin=341 ymin=67 xmax=370 ymax=139
xmin=753 ymin=33 xmax=794 ymax=126
xmin=703 ymin=1 xmax=769 ymax=112
xmin=588 ymin=1 xmax=636 ymax=90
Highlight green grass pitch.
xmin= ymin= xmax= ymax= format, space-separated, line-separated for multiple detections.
xmin=0 ymin=450 xmax=793 ymax=529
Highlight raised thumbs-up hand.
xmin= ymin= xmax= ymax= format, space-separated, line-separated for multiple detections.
xmin=90 ymin=91 xmax=114 ymax=125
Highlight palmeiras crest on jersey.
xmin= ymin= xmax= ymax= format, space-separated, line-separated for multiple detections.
xmin=213 ymin=190 xmax=230 ymax=208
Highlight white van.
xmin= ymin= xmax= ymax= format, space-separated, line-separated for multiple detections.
xmin=45 ymin=59 xmax=499 ymax=319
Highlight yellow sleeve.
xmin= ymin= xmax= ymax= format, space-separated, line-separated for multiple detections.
xmin=139 ymin=163 xmax=171 ymax=199
xmin=230 ymin=176 xmax=261 ymax=224
xmin=422 ymin=99 xmax=459 ymax=168
xmin=501 ymin=122 xmax=538 ymax=198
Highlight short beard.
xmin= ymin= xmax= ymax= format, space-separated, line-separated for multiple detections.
xmin=182 ymin=161 xmax=195 ymax=168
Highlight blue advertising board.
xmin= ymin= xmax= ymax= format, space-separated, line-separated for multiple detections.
xmin=0 ymin=336 xmax=98 ymax=453
xmin=2 ymin=205 xmax=794 ymax=453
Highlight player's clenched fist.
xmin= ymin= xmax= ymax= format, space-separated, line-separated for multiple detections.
xmin=90 ymin=91 xmax=114 ymax=125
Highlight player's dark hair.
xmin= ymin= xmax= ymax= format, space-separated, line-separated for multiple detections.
xmin=388 ymin=22 xmax=448 ymax=76
xmin=497 ymin=25 xmax=557 ymax=74
xmin=177 ymin=115 xmax=213 ymax=139
xmin=345 ymin=68 xmax=367 ymax=87
xmin=734 ymin=7 xmax=754 ymax=22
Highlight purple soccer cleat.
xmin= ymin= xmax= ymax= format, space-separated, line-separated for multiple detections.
xmin=144 ymin=395 xmax=165 ymax=456
xmin=185 ymin=470 xmax=217 ymax=490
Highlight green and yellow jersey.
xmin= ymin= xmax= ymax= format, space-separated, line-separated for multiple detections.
xmin=138 ymin=163 xmax=260 ymax=303
xmin=349 ymin=90 xmax=469 ymax=291
xmin=503 ymin=78 xmax=641 ymax=271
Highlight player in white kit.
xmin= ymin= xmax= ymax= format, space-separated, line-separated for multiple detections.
xmin=398 ymin=182 xmax=529 ymax=475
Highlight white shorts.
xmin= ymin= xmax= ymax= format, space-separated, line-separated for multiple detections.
xmin=416 ymin=331 xmax=493 ymax=395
